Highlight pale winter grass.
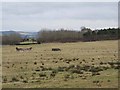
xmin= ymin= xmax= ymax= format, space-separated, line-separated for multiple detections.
xmin=2 ymin=40 xmax=118 ymax=88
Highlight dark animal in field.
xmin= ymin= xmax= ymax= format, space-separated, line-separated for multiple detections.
xmin=16 ymin=47 xmax=24 ymax=51
xmin=25 ymin=47 xmax=32 ymax=51
xmin=52 ymin=48 xmax=61 ymax=51
xmin=16 ymin=47 xmax=32 ymax=51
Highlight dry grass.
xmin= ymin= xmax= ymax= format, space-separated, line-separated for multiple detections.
xmin=2 ymin=40 xmax=118 ymax=88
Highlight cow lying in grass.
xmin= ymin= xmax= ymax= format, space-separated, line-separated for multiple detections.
xmin=52 ymin=48 xmax=61 ymax=51
xmin=16 ymin=47 xmax=32 ymax=51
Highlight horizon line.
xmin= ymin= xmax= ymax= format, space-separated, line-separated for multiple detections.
xmin=0 ymin=27 xmax=118 ymax=32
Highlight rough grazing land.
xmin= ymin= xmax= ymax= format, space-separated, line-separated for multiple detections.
xmin=2 ymin=40 xmax=119 ymax=88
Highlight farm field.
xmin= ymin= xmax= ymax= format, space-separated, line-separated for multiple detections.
xmin=2 ymin=40 xmax=119 ymax=88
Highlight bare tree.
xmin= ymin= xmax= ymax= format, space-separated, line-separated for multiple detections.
xmin=37 ymin=29 xmax=82 ymax=43
xmin=2 ymin=33 xmax=22 ymax=45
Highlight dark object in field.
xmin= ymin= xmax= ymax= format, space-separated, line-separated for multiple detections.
xmin=34 ymin=62 xmax=37 ymax=65
xmin=107 ymin=80 xmax=111 ymax=82
xmin=12 ymin=77 xmax=19 ymax=82
xmin=16 ymin=47 xmax=32 ymax=51
xmin=52 ymin=48 xmax=61 ymax=51
xmin=3 ymin=76 xmax=7 ymax=83
xmin=23 ymin=80 xmax=28 ymax=83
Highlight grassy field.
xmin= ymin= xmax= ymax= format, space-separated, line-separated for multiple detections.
xmin=2 ymin=40 xmax=119 ymax=88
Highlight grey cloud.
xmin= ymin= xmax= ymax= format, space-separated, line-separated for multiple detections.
xmin=1 ymin=2 xmax=118 ymax=31
xmin=2 ymin=2 xmax=117 ymax=20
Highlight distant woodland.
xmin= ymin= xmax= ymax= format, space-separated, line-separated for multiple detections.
xmin=1 ymin=33 xmax=21 ymax=45
xmin=1 ymin=27 xmax=119 ymax=45
xmin=37 ymin=27 xmax=119 ymax=43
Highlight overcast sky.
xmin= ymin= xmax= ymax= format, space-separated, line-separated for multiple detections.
xmin=1 ymin=2 xmax=118 ymax=32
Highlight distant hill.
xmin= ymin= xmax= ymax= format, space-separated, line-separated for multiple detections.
xmin=17 ymin=31 xmax=38 ymax=39
xmin=0 ymin=31 xmax=38 ymax=39
xmin=0 ymin=31 xmax=17 ymax=35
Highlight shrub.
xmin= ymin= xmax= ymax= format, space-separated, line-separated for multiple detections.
xmin=3 ymin=76 xmax=7 ymax=83
xmin=34 ymin=62 xmax=37 ymax=65
xmin=81 ymin=65 xmax=90 ymax=71
xmin=35 ymin=69 xmax=40 ymax=71
xmin=108 ymin=61 xmax=114 ymax=66
xmin=89 ymin=66 xmax=103 ymax=72
xmin=48 ymin=67 xmax=53 ymax=70
xmin=93 ymin=80 xmax=99 ymax=83
xmin=20 ymin=76 xmax=24 ymax=79
xmin=59 ymin=58 xmax=63 ymax=60
xmin=50 ymin=73 xmax=56 ymax=78
xmin=73 ymin=58 xmax=76 ymax=61
xmin=70 ymin=75 xmax=74 ymax=79
xmin=102 ymin=66 xmax=109 ymax=70
xmin=64 ymin=74 xmax=70 ymax=79
xmin=64 ymin=74 xmax=70 ymax=81
xmin=23 ymin=80 xmax=28 ymax=83
xmin=69 ymin=68 xmax=83 ymax=74
xmin=52 ymin=69 xmax=58 ymax=74
xmin=2 ymin=32 xmax=22 ymax=45
xmin=108 ymin=61 xmax=120 ymax=69
xmin=100 ymin=62 xmax=104 ymax=65
xmin=57 ymin=66 xmax=66 ymax=72
xmin=113 ymin=65 xmax=120 ymax=69
xmin=12 ymin=77 xmax=19 ymax=82
xmin=92 ymin=72 xmax=100 ymax=76
xmin=82 ymin=59 xmax=86 ymax=62
xmin=39 ymin=73 xmax=46 ymax=77
xmin=107 ymin=80 xmax=111 ymax=82
xmin=68 ymin=65 xmax=75 ymax=69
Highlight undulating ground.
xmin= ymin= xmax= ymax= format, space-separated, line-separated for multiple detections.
xmin=2 ymin=40 xmax=119 ymax=88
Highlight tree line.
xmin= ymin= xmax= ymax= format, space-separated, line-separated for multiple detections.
xmin=1 ymin=27 xmax=119 ymax=45
xmin=1 ymin=32 xmax=22 ymax=45
xmin=37 ymin=27 xmax=119 ymax=43
xmin=37 ymin=29 xmax=82 ymax=43
xmin=82 ymin=28 xmax=119 ymax=41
